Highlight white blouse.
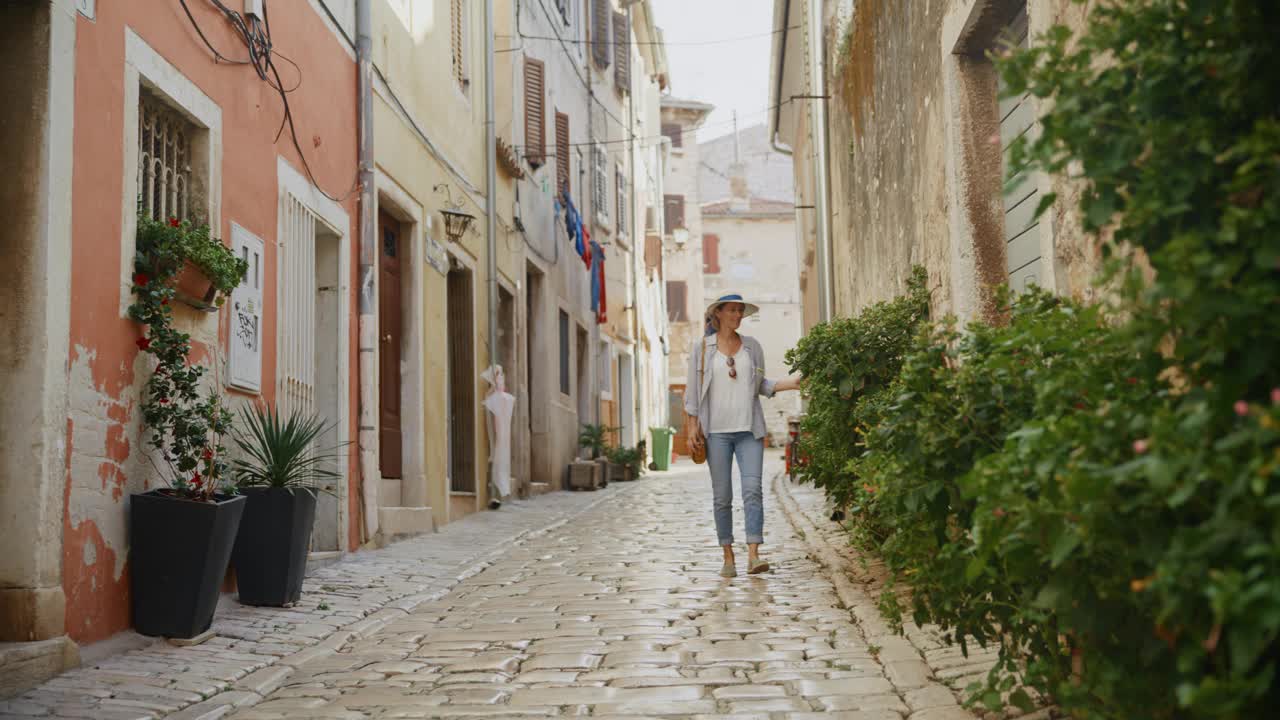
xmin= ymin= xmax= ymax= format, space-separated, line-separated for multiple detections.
xmin=708 ymin=347 xmax=754 ymax=434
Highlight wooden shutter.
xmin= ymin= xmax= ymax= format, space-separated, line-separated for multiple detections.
xmin=555 ymin=111 xmax=570 ymax=195
xmin=702 ymin=233 xmax=720 ymax=274
xmin=666 ymin=281 xmax=688 ymax=322
xmin=450 ymin=0 xmax=465 ymax=87
xmin=523 ymin=58 xmax=546 ymax=168
xmin=644 ymin=234 xmax=661 ymax=276
xmin=661 ymin=123 xmax=683 ymax=148
xmin=592 ymin=0 xmax=611 ymax=68
xmin=663 ymin=194 xmax=685 ymax=230
xmin=613 ymin=12 xmax=630 ymax=92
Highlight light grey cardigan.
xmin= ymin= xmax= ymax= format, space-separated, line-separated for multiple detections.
xmin=684 ymin=333 xmax=777 ymax=440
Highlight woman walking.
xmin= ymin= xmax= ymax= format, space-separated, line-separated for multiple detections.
xmin=685 ymin=294 xmax=802 ymax=578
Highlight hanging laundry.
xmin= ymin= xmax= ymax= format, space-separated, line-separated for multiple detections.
xmin=581 ymin=227 xmax=593 ymax=270
xmin=480 ymin=365 xmax=514 ymax=505
xmin=589 ymin=239 xmax=607 ymax=324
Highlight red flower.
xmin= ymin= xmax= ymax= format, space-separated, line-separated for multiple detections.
xmin=202 ymin=448 xmax=214 ymax=460
xmin=136 ymin=337 xmax=151 ymax=351
xmin=133 ymin=272 xmax=150 ymax=287
xmin=190 ymin=473 xmax=202 ymax=488
xmin=158 ymin=397 xmax=169 ymax=405
xmin=168 ymin=217 xmax=181 ymax=228
xmin=160 ymin=298 xmax=169 ymax=306
xmin=1234 ymin=400 xmax=1250 ymax=417
xmin=993 ymin=507 xmax=1007 ymax=518
xmin=1126 ymin=377 xmax=1138 ymax=385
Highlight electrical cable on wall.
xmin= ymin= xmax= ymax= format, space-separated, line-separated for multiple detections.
xmin=179 ymin=0 xmax=359 ymax=203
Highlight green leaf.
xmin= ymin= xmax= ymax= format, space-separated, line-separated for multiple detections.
xmin=1049 ymin=530 xmax=1081 ymax=568
xmin=1009 ymin=688 xmax=1035 ymax=713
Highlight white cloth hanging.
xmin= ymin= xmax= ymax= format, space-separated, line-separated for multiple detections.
xmin=481 ymin=365 xmax=515 ymax=500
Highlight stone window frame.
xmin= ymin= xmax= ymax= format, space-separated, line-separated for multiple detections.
xmin=940 ymin=0 xmax=1058 ymax=323
xmin=119 ymin=28 xmax=223 ymax=316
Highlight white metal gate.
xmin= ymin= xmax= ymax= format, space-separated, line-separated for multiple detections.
xmin=278 ymin=193 xmax=317 ymax=419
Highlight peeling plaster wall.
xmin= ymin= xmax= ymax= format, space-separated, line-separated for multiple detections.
xmin=822 ymin=0 xmax=1099 ymax=319
xmin=827 ymin=0 xmax=953 ymax=317
xmin=64 ymin=4 xmax=358 ymax=644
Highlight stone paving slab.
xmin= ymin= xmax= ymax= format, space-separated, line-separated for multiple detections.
xmin=0 ymin=482 xmax=627 ymax=719
xmin=194 ymin=454 xmax=982 ymax=719
xmin=776 ymin=473 xmax=1057 ymax=719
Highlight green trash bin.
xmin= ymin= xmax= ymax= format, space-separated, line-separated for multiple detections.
xmin=649 ymin=427 xmax=675 ymax=471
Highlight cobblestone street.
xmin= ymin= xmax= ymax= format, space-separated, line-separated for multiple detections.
xmin=3 ymin=455 xmax=980 ymax=720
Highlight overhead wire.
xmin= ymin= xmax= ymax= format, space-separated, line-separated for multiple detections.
xmin=179 ymin=0 xmax=358 ymax=203
xmin=497 ymin=25 xmax=798 ymax=47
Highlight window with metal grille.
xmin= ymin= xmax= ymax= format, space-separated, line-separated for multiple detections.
xmin=703 ymin=233 xmax=720 ymax=274
xmin=138 ymin=89 xmax=198 ymax=222
xmin=591 ymin=0 xmax=610 ymax=68
xmin=555 ymin=111 xmax=570 ymax=195
xmin=592 ymin=144 xmax=609 ymax=223
xmin=666 ymin=281 xmax=688 ymax=322
xmin=613 ymin=11 xmax=630 ymax=93
xmin=450 ymin=0 xmax=468 ymax=90
xmin=615 ymin=164 xmax=627 ymax=238
xmin=523 ymin=57 xmax=546 ymax=168
xmin=661 ymin=123 xmax=683 ymax=148
xmin=663 ymin=194 xmax=685 ymax=231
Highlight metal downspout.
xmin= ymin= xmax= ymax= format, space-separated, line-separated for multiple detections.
xmin=808 ymin=0 xmax=833 ymax=322
xmin=355 ymin=0 xmax=379 ymax=541
xmin=627 ymin=2 xmax=642 ymax=447
xmin=484 ymin=0 xmax=499 ymax=501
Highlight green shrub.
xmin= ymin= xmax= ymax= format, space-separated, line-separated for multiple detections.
xmin=784 ymin=266 xmax=929 ymax=512
xmin=795 ymin=1 xmax=1280 ymax=716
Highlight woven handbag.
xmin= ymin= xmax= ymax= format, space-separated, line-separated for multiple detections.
xmin=690 ymin=344 xmax=707 ymax=464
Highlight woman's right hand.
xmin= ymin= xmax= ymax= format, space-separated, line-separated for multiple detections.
xmin=688 ymin=418 xmax=704 ymax=451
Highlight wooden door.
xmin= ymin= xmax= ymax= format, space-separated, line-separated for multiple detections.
xmin=378 ymin=210 xmax=403 ymax=478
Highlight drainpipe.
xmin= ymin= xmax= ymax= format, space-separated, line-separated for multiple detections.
xmin=483 ymin=0 xmax=499 ymax=500
xmin=355 ymin=0 xmax=380 ymax=541
xmin=627 ymin=1 xmax=641 ymax=447
xmin=771 ymin=0 xmax=833 ymax=324
xmin=807 ymin=0 xmax=834 ymax=322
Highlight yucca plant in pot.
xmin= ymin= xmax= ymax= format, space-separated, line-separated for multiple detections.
xmin=230 ymin=405 xmax=345 ymax=607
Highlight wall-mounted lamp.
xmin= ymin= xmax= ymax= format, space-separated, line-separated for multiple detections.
xmin=434 ymin=183 xmax=476 ymax=243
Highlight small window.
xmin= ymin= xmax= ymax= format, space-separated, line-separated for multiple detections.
xmin=666 ymin=281 xmax=688 ymax=322
xmin=615 ymin=164 xmax=627 ymax=237
xmin=450 ymin=0 xmax=469 ymax=90
xmin=598 ymin=340 xmax=613 ymax=396
xmin=661 ymin=123 xmax=683 ymax=148
xmin=613 ymin=11 xmax=631 ymax=93
xmin=555 ymin=111 xmax=571 ymax=195
xmin=523 ymin=58 xmax=546 ymax=168
xmin=138 ymin=89 xmax=199 ymax=222
xmin=591 ymin=0 xmax=611 ymax=69
xmin=593 ymin=144 xmax=609 ymax=224
xmin=702 ymin=233 xmax=720 ymax=274
xmin=559 ymin=309 xmax=570 ymax=395
xmin=663 ymin=194 xmax=685 ymax=231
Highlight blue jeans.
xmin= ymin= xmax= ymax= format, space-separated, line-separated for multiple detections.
xmin=707 ymin=431 xmax=765 ymax=546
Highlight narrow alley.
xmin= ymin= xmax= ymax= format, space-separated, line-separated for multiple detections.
xmin=1 ymin=457 xmax=982 ymax=720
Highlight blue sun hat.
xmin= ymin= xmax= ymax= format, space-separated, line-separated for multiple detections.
xmin=703 ymin=293 xmax=760 ymax=335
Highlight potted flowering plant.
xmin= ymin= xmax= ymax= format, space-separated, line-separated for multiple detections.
xmin=127 ymin=213 xmax=248 ymax=639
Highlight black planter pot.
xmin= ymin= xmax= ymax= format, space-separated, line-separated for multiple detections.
xmin=129 ymin=490 xmax=246 ymax=639
xmin=231 ymin=487 xmax=317 ymax=607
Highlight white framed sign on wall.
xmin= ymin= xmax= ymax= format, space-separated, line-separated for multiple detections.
xmin=228 ymin=222 xmax=264 ymax=393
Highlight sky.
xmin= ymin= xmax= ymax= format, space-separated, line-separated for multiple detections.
xmin=648 ymin=0 xmax=776 ymax=144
